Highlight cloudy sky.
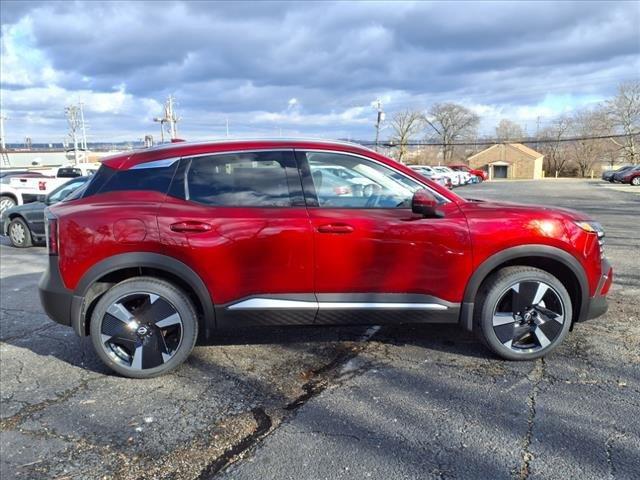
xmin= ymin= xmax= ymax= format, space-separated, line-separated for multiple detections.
xmin=1 ymin=0 xmax=639 ymax=144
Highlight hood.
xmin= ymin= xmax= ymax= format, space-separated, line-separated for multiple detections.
xmin=459 ymin=199 xmax=592 ymax=222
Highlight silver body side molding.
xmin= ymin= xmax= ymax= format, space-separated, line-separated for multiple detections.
xmin=227 ymin=298 xmax=448 ymax=311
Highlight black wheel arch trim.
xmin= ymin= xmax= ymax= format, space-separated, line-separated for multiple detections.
xmin=74 ymin=252 xmax=215 ymax=338
xmin=459 ymin=244 xmax=590 ymax=331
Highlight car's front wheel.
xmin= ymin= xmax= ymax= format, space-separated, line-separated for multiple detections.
xmin=475 ymin=266 xmax=572 ymax=360
xmin=90 ymin=277 xmax=198 ymax=378
xmin=8 ymin=217 xmax=32 ymax=248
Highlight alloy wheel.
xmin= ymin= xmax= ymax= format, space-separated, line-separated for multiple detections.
xmin=100 ymin=292 xmax=183 ymax=370
xmin=9 ymin=221 xmax=26 ymax=246
xmin=492 ymin=280 xmax=565 ymax=354
xmin=632 ymin=177 xmax=640 ymax=186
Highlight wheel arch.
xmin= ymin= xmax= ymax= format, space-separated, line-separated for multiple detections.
xmin=459 ymin=245 xmax=589 ymax=331
xmin=74 ymin=252 xmax=215 ymax=339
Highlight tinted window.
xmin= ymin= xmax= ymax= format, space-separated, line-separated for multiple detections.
xmin=301 ymin=151 xmax=429 ymax=209
xmin=186 ymin=151 xmax=292 ymax=207
xmin=81 ymin=163 xmax=177 ymax=198
xmin=48 ymin=178 xmax=89 ymax=203
xmin=57 ymin=167 xmax=83 ymax=178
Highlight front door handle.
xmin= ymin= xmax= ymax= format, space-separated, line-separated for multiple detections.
xmin=317 ymin=223 xmax=354 ymax=234
xmin=170 ymin=221 xmax=212 ymax=233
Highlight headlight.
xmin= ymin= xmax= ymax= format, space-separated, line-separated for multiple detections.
xmin=574 ymin=221 xmax=605 ymax=257
xmin=574 ymin=221 xmax=603 ymax=235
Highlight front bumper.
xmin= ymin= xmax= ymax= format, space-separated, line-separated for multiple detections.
xmin=0 ymin=213 xmax=8 ymax=236
xmin=38 ymin=256 xmax=85 ymax=335
xmin=580 ymin=258 xmax=612 ymax=322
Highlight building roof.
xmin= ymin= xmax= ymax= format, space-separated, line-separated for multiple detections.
xmin=467 ymin=143 xmax=543 ymax=162
xmin=507 ymin=143 xmax=543 ymax=159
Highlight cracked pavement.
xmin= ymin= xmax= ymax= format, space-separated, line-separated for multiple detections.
xmin=1 ymin=179 xmax=639 ymax=479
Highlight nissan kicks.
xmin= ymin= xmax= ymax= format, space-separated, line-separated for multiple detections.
xmin=39 ymin=139 xmax=612 ymax=378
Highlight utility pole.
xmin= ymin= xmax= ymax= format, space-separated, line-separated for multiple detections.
xmin=79 ymin=102 xmax=88 ymax=150
xmin=0 ymin=114 xmax=6 ymax=151
xmin=153 ymin=96 xmax=180 ymax=142
xmin=65 ymin=105 xmax=81 ymax=165
xmin=166 ymin=95 xmax=178 ymax=140
xmin=374 ymin=100 xmax=385 ymax=151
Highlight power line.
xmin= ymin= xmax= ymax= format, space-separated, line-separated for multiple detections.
xmin=364 ymin=132 xmax=640 ymax=148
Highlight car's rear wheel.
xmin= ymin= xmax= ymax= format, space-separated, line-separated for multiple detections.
xmin=8 ymin=217 xmax=32 ymax=248
xmin=475 ymin=266 xmax=572 ymax=360
xmin=631 ymin=177 xmax=640 ymax=186
xmin=90 ymin=277 xmax=198 ymax=378
xmin=0 ymin=195 xmax=16 ymax=213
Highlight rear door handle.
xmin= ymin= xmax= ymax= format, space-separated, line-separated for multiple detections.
xmin=317 ymin=223 xmax=354 ymax=234
xmin=170 ymin=221 xmax=212 ymax=233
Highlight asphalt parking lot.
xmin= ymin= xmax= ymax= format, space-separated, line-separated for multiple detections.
xmin=1 ymin=179 xmax=638 ymax=479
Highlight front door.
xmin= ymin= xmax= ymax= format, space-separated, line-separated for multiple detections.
xmin=295 ymin=150 xmax=472 ymax=325
xmin=158 ymin=149 xmax=316 ymax=327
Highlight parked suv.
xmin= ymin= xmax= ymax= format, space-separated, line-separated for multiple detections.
xmin=39 ymin=140 xmax=612 ymax=378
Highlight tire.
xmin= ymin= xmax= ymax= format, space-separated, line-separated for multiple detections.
xmin=90 ymin=277 xmax=198 ymax=378
xmin=474 ymin=266 xmax=572 ymax=361
xmin=8 ymin=217 xmax=32 ymax=248
xmin=631 ymin=177 xmax=640 ymax=186
xmin=0 ymin=195 xmax=16 ymax=213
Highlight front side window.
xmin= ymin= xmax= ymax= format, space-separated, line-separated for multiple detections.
xmin=186 ymin=151 xmax=292 ymax=207
xmin=301 ymin=151 xmax=430 ymax=208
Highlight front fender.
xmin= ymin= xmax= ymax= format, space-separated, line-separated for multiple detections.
xmin=459 ymin=244 xmax=590 ymax=331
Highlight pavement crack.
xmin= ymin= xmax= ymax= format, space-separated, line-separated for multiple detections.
xmin=196 ymin=407 xmax=273 ymax=479
xmin=515 ymin=358 xmax=546 ymax=480
xmin=0 ymin=322 xmax=57 ymax=342
xmin=605 ymin=429 xmax=626 ymax=479
xmin=0 ymin=377 xmax=93 ymax=430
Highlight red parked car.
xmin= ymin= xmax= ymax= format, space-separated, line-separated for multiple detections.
xmin=39 ymin=139 xmax=612 ymax=378
xmin=449 ymin=163 xmax=488 ymax=182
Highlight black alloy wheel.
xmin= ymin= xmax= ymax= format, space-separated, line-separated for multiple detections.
xmin=90 ymin=277 xmax=198 ymax=378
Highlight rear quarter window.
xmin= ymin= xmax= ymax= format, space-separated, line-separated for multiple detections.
xmin=81 ymin=163 xmax=177 ymax=198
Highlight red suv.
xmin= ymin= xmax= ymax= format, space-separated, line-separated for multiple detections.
xmin=448 ymin=164 xmax=488 ymax=182
xmin=39 ymin=140 xmax=612 ymax=378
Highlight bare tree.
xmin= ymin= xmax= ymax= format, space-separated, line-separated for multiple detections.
xmin=570 ymin=107 xmax=611 ymax=177
xmin=495 ymin=119 xmax=524 ymax=141
xmin=424 ymin=103 xmax=479 ymax=163
xmin=390 ymin=110 xmax=423 ymax=162
xmin=539 ymin=116 xmax=572 ymax=176
xmin=607 ymin=81 xmax=640 ymax=164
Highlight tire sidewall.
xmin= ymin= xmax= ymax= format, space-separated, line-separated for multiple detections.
xmin=90 ymin=277 xmax=198 ymax=378
xmin=9 ymin=218 xmax=31 ymax=248
xmin=478 ymin=268 xmax=573 ymax=361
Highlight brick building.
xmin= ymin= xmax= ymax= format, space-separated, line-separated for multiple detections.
xmin=467 ymin=143 xmax=544 ymax=180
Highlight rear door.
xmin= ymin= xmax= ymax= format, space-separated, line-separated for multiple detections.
xmin=158 ymin=149 xmax=317 ymax=327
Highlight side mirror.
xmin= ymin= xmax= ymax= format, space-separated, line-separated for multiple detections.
xmin=411 ymin=189 xmax=441 ymax=217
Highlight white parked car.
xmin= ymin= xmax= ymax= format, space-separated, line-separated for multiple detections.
xmin=0 ymin=164 xmax=99 ymax=213
xmin=407 ymin=165 xmax=452 ymax=189
xmin=432 ymin=166 xmax=464 ymax=186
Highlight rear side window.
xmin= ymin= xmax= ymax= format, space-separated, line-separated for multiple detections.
xmin=81 ymin=163 xmax=177 ymax=198
xmin=185 ymin=151 xmax=292 ymax=207
xmin=57 ymin=167 xmax=82 ymax=178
